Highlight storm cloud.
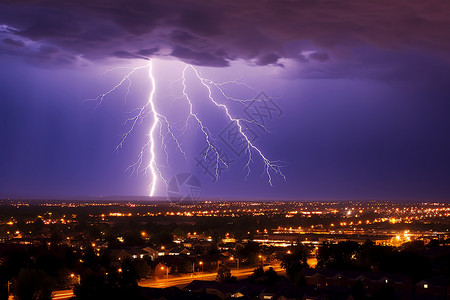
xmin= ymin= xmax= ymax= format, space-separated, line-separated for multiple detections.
xmin=1 ymin=0 xmax=449 ymax=73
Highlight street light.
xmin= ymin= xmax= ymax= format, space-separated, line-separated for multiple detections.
xmin=230 ymin=257 xmax=239 ymax=270
xmin=199 ymin=261 xmax=203 ymax=276
xmin=70 ymin=273 xmax=80 ymax=285
xmin=258 ymin=255 xmax=263 ymax=266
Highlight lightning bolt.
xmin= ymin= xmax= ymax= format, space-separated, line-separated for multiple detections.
xmin=180 ymin=65 xmax=229 ymax=180
xmin=181 ymin=65 xmax=285 ymax=185
xmin=89 ymin=61 xmax=185 ymax=197
xmin=89 ymin=60 xmax=285 ymax=197
xmin=86 ymin=65 xmax=147 ymax=110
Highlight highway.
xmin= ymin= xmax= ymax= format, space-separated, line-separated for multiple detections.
xmin=139 ymin=264 xmax=285 ymax=289
xmin=8 ymin=290 xmax=74 ymax=300
xmin=52 ymin=290 xmax=74 ymax=300
xmin=6 ymin=265 xmax=284 ymax=299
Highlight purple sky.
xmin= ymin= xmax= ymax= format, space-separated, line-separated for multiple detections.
xmin=0 ymin=0 xmax=450 ymax=200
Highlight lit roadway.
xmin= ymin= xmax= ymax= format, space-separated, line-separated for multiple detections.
xmin=52 ymin=290 xmax=74 ymax=300
xmin=8 ymin=265 xmax=284 ymax=299
xmin=139 ymin=264 xmax=285 ymax=289
xmin=8 ymin=290 xmax=74 ymax=300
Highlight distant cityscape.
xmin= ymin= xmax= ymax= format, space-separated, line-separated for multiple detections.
xmin=0 ymin=199 xmax=448 ymax=299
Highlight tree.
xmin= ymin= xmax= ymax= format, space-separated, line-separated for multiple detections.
xmin=133 ymin=260 xmax=151 ymax=278
xmin=216 ymin=265 xmax=235 ymax=283
xmin=119 ymin=259 xmax=139 ymax=288
xmin=73 ymin=268 xmax=139 ymax=300
xmin=150 ymin=231 xmax=173 ymax=246
xmin=0 ymin=265 xmax=8 ymax=300
xmin=281 ymin=245 xmax=308 ymax=282
xmin=374 ymin=283 xmax=396 ymax=300
xmin=351 ymin=280 xmax=366 ymax=300
xmin=379 ymin=251 xmax=431 ymax=282
xmin=317 ymin=241 xmax=360 ymax=270
xmin=180 ymin=260 xmax=193 ymax=274
xmin=249 ymin=267 xmax=279 ymax=284
xmin=249 ymin=267 xmax=264 ymax=280
xmin=14 ymin=269 xmax=55 ymax=300
xmin=31 ymin=219 xmax=44 ymax=234
xmin=237 ymin=242 xmax=260 ymax=265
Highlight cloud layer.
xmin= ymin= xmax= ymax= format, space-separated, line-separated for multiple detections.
xmin=1 ymin=0 xmax=450 ymax=73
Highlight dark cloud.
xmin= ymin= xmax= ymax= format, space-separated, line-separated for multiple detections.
xmin=113 ymin=50 xmax=146 ymax=60
xmin=3 ymin=38 xmax=24 ymax=47
xmin=136 ymin=47 xmax=159 ymax=56
xmin=0 ymin=0 xmax=449 ymax=75
xmin=171 ymin=46 xmax=229 ymax=67
xmin=256 ymin=53 xmax=281 ymax=66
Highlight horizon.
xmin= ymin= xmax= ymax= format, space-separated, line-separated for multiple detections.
xmin=0 ymin=194 xmax=448 ymax=203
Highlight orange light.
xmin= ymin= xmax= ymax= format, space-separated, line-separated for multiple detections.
xmin=199 ymin=261 xmax=203 ymax=265
xmin=118 ymin=268 xmax=122 ymax=273
xmin=161 ymin=266 xmax=164 ymax=270
xmin=70 ymin=273 xmax=75 ymax=278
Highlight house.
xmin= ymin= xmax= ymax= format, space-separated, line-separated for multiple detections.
xmin=185 ymin=277 xmax=352 ymax=300
xmin=139 ymin=286 xmax=220 ymax=300
xmin=415 ymin=278 xmax=449 ymax=298
xmin=111 ymin=247 xmax=149 ymax=261
xmin=218 ymin=243 xmax=235 ymax=251
xmin=303 ymin=269 xmax=411 ymax=293
xmin=169 ymin=246 xmax=191 ymax=256
xmin=141 ymin=246 xmax=159 ymax=260
xmin=111 ymin=249 xmax=132 ymax=261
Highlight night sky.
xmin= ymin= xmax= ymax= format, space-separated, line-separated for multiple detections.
xmin=1 ymin=0 xmax=450 ymax=200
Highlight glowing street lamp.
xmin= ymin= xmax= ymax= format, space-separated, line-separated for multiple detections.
xmin=70 ymin=273 xmax=80 ymax=285
xmin=230 ymin=257 xmax=239 ymax=270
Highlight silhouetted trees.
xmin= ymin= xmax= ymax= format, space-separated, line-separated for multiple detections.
xmin=249 ymin=267 xmax=279 ymax=284
xmin=281 ymin=245 xmax=308 ymax=285
xmin=14 ymin=269 xmax=55 ymax=300
xmin=216 ymin=265 xmax=235 ymax=283
xmin=237 ymin=241 xmax=260 ymax=265
xmin=317 ymin=241 xmax=360 ymax=270
xmin=379 ymin=251 xmax=431 ymax=282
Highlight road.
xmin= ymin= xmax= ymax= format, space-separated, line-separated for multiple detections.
xmin=6 ymin=265 xmax=284 ymax=299
xmin=139 ymin=264 xmax=285 ymax=289
xmin=8 ymin=289 xmax=74 ymax=300
xmin=52 ymin=290 xmax=74 ymax=300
